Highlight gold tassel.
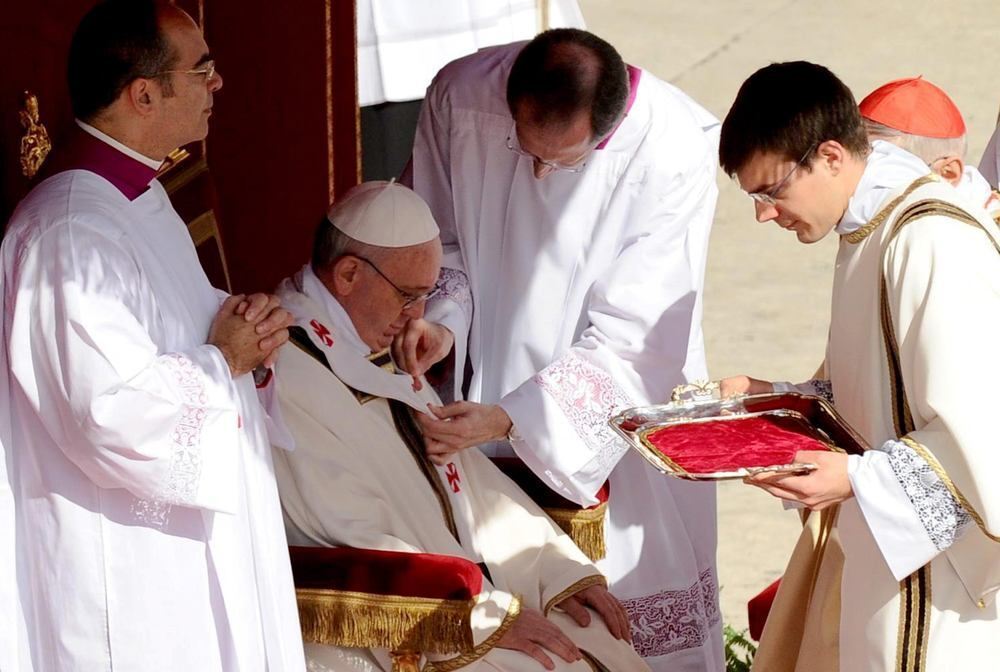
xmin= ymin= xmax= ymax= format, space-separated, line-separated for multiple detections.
xmin=296 ymin=588 xmax=475 ymax=654
xmin=545 ymin=502 xmax=608 ymax=561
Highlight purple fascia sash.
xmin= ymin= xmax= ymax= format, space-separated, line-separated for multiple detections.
xmin=596 ymin=64 xmax=642 ymax=151
xmin=41 ymin=127 xmax=158 ymax=201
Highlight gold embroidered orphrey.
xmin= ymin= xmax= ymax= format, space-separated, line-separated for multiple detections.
xmin=19 ymin=91 xmax=51 ymax=179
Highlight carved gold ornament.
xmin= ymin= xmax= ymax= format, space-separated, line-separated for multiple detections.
xmin=19 ymin=91 xmax=51 ymax=179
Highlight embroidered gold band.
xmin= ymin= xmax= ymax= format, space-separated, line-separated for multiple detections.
xmin=844 ymin=174 xmax=939 ymax=244
xmin=895 ymin=567 xmax=931 ymax=672
xmin=545 ymin=502 xmax=608 ymax=561
xmin=296 ymin=588 xmax=475 ymax=653
xmin=543 ymin=574 xmax=609 ymax=616
xmin=425 ymin=594 xmax=523 ymax=671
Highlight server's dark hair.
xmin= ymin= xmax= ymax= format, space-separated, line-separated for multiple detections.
xmin=68 ymin=0 xmax=176 ymax=121
xmin=506 ymin=28 xmax=628 ymax=140
xmin=719 ymin=61 xmax=869 ymax=176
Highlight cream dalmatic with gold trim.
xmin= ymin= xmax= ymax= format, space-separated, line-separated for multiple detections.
xmin=272 ymin=267 xmax=649 ymax=672
xmin=823 ymin=142 xmax=1000 ymax=670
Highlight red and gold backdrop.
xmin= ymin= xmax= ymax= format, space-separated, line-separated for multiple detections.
xmin=0 ymin=0 xmax=360 ymax=292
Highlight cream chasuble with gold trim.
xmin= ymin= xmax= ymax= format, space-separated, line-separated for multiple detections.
xmin=829 ymin=145 xmax=1000 ymax=671
xmin=271 ymin=267 xmax=648 ymax=671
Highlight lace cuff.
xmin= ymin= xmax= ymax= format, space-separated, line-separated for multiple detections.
xmin=774 ymin=378 xmax=834 ymax=402
xmin=433 ymin=267 xmax=472 ymax=324
xmin=886 ymin=439 xmax=971 ymax=551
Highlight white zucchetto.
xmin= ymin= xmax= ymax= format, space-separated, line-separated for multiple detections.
xmin=327 ymin=180 xmax=440 ymax=247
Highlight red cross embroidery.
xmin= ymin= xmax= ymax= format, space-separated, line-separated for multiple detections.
xmin=310 ymin=319 xmax=334 ymax=347
xmin=445 ymin=463 xmax=461 ymax=493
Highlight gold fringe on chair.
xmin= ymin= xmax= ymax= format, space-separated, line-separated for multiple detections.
xmin=296 ymin=588 xmax=475 ymax=654
xmin=545 ymin=501 xmax=608 ymax=561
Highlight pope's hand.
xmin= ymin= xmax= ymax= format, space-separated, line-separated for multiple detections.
xmin=414 ymin=401 xmax=512 ymax=465
xmin=556 ymin=584 xmax=632 ymax=643
xmin=719 ymin=375 xmax=774 ymax=398
xmin=744 ymin=450 xmax=853 ymax=510
xmin=497 ymin=606 xmax=582 ymax=670
xmin=392 ymin=318 xmax=454 ymax=380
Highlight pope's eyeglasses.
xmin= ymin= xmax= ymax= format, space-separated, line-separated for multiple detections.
xmin=355 ymin=255 xmax=441 ymax=309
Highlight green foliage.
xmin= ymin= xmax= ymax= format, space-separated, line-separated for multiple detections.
xmin=724 ymin=624 xmax=757 ymax=672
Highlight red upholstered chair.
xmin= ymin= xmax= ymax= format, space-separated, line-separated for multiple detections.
xmin=489 ymin=457 xmax=609 ymax=561
xmin=289 ymin=546 xmax=482 ymax=672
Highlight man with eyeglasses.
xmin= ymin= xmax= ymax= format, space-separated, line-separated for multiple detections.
xmin=0 ymin=1 xmax=306 ymax=670
xmin=270 ymin=181 xmax=647 ymax=671
xmin=399 ymin=27 xmax=724 ymax=671
xmin=718 ymin=61 xmax=1000 ymax=671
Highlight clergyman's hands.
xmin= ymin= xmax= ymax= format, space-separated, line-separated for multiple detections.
xmin=718 ymin=375 xmax=774 ymax=398
xmin=209 ymin=294 xmax=293 ymax=376
xmin=497 ymin=606 xmax=582 ymax=670
xmin=414 ymin=401 xmax=512 ymax=465
xmin=744 ymin=450 xmax=853 ymax=510
xmin=556 ymin=584 xmax=632 ymax=643
xmin=392 ymin=318 xmax=454 ymax=380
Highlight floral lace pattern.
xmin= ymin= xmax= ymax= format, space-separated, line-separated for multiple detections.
xmin=534 ymin=352 xmax=633 ymax=476
xmin=622 ymin=568 xmax=720 ymax=658
xmin=803 ymin=378 xmax=834 ymax=403
xmin=131 ymin=353 xmax=208 ymax=527
xmin=436 ymin=267 xmax=472 ymax=324
xmin=887 ymin=439 xmax=970 ymax=551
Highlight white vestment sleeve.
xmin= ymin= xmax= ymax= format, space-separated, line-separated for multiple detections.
xmin=884 ymin=215 xmax=1000 ymax=536
xmin=500 ymin=155 xmax=717 ymax=505
xmin=10 ymin=222 xmax=241 ymax=513
xmin=849 ymin=444 xmax=970 ymax=581
xmin=410 ymin=77 xmax=472 ymax=400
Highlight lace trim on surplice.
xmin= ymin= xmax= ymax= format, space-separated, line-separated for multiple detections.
xmin=887 ymin=439 xmax=971 ymax=551
xmin=621 ymin=568 xmax=720 ymax=658
xmin=534 ymin=351 xmax=633 ymax=476
xmin=131 ymin=353 xmax=208 ymax=527
xmin=435 ymin=267 xmax=472 ymax=323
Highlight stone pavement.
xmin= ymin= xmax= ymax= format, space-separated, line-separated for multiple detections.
xmin=578 ymin=0 xmax=1000 ymax=633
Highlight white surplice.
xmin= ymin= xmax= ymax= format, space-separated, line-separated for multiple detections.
xmin=272 ymin=268 xmax=649 ymax=672
xmin=825 ymin=142 xmax=1000 ymax=670
xmin=0 ymin=140 xmax=304 ymax=670
xmin=357 ymin=0 xmax=585 ymax=106
xmin=409 ymin=43 xmax=723 ymax=670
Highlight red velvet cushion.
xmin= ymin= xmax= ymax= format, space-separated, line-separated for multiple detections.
xmin=289 ymin=546 xmax=482 ymax=600
xmin=490 ymin=457 xmax=609 ymax=508
xmin=644 ymin=414 xmax=830 ymax=474
xmin=743 ymin=395 xmax=866 ymax=455
xmin=748 ymin=578 xmax=781 ymax=641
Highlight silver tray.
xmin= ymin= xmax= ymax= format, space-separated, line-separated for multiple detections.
xmin=609 ymin=391 xmax=868 ymax=481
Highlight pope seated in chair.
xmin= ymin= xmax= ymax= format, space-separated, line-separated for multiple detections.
xmin=271 ymin=180 xmax=648 ymax=671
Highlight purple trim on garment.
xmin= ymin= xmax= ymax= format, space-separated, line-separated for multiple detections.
xmin=42 ymin=128 xmax=158 ymax=201
xmin=596 ymin=65 xmax=642 ymax=150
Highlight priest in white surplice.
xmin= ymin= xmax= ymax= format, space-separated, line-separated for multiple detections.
xmin=0 ymin=2 xmax=305 ymax=670
xmin=719 ymin=61 xmax=1000 ymax=671
xmin=397 ymin=29 xmax=723 ymax=671
xmin=272 ymin=180 xmax=648 ymax=671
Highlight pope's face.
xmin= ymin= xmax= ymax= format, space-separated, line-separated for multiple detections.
xmin=155 ymin=8 xmax=223 ymax=150
xmin=350 ymin=241 xmax=442 ymax=351
xmin=735 ymin=147 xmax=848 ymax=244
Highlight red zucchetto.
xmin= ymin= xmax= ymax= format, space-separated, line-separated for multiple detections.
xmin=859 ymin=76 xmax=966 ymax=139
